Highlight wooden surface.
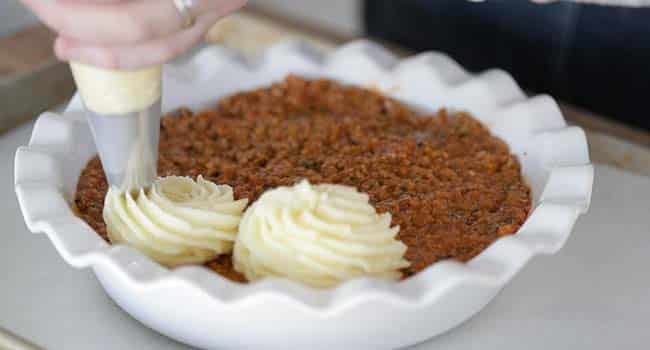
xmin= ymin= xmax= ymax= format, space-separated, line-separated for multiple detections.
xmin=0 ymin=26 xmax=56 ymax=77
xmin=561 ymin=104 xmax=650 ymax=149
xmin=0 ymin=25 xmax=74 ymax=133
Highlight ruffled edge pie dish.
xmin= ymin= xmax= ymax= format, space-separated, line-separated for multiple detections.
xmin=14 ymin=40 xmax=593 ymax=350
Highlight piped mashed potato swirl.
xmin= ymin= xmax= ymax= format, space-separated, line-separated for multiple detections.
xmin=233 ymin=180 xmax=409 ymax=288
xmin=104 ymin=176 xmax=248 ymax=267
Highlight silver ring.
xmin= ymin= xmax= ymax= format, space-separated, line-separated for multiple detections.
xmin=172 ymin=0 xmax=196 ymax=29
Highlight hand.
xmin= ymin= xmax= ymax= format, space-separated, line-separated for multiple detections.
xmin=20 ymin=0 xmax=247 ymax=69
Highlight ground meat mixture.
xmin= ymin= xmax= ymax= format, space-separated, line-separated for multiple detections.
xmin=75 ymin=75 xmax=531 ymax=281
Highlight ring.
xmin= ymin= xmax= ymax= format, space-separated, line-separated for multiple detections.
xmin=172 ymin=0 xmax=197 ymax=29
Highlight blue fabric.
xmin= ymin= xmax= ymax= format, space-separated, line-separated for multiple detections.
xmin=365 ymin=0 xmax=650 ymax=130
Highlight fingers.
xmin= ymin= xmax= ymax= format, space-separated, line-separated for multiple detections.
xmin=21 ymin=0 xmax=247 ymax=45
xmin=55 ymin=11 xmax=224 ymax=69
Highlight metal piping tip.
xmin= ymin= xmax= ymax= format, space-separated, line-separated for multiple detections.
xmin=85 ymin=99 xmax=161 ymax=192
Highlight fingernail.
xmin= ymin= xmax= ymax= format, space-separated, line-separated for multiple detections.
xmin=54 ymin=37 xmax=68 ymax=61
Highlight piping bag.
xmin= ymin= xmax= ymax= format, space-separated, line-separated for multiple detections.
xmin=70 ymin=62 xmax=162 ymax=192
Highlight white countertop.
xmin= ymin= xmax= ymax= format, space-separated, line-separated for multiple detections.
xmin=1 ymin=120 xmax=649 ymax=350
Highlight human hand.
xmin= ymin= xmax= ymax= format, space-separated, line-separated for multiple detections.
xmin=20 ymin=0 xmax=247 ymax=69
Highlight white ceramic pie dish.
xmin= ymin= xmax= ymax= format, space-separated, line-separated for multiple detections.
xmin=15 ymin=40 xmax=593 ymax=350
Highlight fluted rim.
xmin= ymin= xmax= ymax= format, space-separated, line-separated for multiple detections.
xmin=14 ymin=40 xmax=593 ymax=315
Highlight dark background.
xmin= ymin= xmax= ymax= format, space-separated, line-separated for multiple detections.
xmin=364 ymin=0 xmax=650 ymax=130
